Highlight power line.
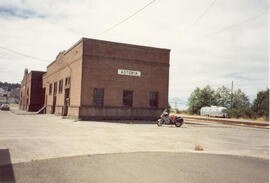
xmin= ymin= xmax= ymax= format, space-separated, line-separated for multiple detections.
xmin=206 ymin=10 xmax=268 ymax=37
xmin=0 ymin=46 xmax=49 ymax=63
xmin=95 ymin=0 xmax=156 ymax=36
xmin=0 ymin=0 xmax=157 ymax=62
xmin=185 ymin=0 xmax=217 ymax=32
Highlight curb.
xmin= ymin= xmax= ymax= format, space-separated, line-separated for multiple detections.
xmin=9 ymin=109 xmax=37 ymax=115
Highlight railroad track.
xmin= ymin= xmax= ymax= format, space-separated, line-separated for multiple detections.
xmin=181 ymin=115 xmax=269 ymax=128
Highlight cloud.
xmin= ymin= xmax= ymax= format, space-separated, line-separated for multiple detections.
xmin=0 ymin=0 xmax=268 ymax=108
xmin=0 ymin=4 xmax=45 ymax=19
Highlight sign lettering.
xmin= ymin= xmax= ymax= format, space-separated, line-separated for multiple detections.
xmin=117 ymin=69 xmax=141 ymax=77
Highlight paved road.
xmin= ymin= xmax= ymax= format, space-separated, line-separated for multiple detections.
xmin=0 ymin=110 xmax=268 ymax=165
xmin=0 ymin=152 xmax=268 ymax=183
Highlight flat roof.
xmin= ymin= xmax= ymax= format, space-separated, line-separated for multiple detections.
xmin=47 ymin=37 xmax=171 ymax=68
xmin=82 ymin=37 xmax=171 ymax=52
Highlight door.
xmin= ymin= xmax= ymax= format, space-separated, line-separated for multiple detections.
xmin=63 ymin=88 xmax=70 ymax=116
xmin=52 ymin=96 xmax=56 ymax=114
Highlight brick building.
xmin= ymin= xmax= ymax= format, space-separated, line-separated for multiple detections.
xmin=19 ymin=69 xmax=45 ymax=111
xmin=20 ymin=38 xmax=170 ymax=120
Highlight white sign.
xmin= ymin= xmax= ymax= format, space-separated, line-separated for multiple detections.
xmin=118 ymin=69 xmax=141 ymax=77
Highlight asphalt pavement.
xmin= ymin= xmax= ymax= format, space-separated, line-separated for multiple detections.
xmin=0 ymin=110 xmax=269 ymax=183
xmin=1 ymin=152 xmax=268 ymax=183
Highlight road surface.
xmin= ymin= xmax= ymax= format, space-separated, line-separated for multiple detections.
xmin=0 ymin=152 xmax=268 ymax=183
xmin=0 ymin=110 xmax=268 ymax=182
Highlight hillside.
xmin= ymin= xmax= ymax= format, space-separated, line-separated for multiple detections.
xmin=0 ymin=81 xmax=20 ymax=91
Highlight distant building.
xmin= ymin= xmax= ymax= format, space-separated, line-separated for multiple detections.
xmin=0 ymin=87 xmax=8 ymax=97
xmin=20 ymin=38 xmax=170 ymax=120
xmin=10 ymin=87 xmax=20 ymax=99
xmin=20 ymin=69 xmax=45 ymax=111
xmin=0 ymin=96 xmax=7 ymax=104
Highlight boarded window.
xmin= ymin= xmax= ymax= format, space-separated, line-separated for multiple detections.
xmin=123 ymin=90 xmax=133 ymax=107
xmin=49 ymin=84 xmax=52 ymax=95
xmin=59 ymin=80 xmax=63 ymax=93
xmin=149 ymin=92 xmax=158 ymax=107
xmin=93 ymin=88 xmax=104 ymax=106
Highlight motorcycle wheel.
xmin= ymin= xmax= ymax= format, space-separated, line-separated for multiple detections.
xmin=175 ymin=119 xmax=183 ymax=127
xmin=157 ymin=119 xmax=163 ymax=127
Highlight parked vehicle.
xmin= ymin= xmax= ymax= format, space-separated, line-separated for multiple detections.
xmin=200 ymin=106 xmax=228 ymax=118
xmin=157 ymin=109 xmax=184 ymax=127
xmin=0 ymin=104 xmax=9 ymax=111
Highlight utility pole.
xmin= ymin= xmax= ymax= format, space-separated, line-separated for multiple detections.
xmin=230 ymin=80 xmax=233 ymax=110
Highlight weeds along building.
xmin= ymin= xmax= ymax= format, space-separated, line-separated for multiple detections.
xmin=20 ymin=38 xmax=170 ymax=120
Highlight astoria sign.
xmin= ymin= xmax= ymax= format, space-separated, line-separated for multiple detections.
xmin=117 ymin=69 xmax=141 ymax=77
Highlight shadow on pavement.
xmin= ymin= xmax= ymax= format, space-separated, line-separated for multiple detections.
xmin=80 ymin=120 xmax=155 ymax=125
xmin=9 ymin=152 xmax=269 ymax=183
xmin=184 ymin=122 xmax=207 ymax=126
xmin=0 ymin=149 xmax=16 ymax=183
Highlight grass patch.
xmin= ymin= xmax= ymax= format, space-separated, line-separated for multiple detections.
xmin=194 ymin=144 xmax=204 ymax=151
xmin=73 ymin=118 xmax=81 ymax=122
xmin=9 ymin=103 xmax=19 ymax=107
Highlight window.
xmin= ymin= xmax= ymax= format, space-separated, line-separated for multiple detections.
xmin=93 ymin=88 xmax=104 ymax=106
xmin=123 ymin=90 xmax=133 ymax=107
xmin=49 ymin=84 xmax=52 ymax=95
xmin=59 ymin=80 xmax=63 ymax=93
xmin=53 ymin=82 xmax=57 ymax=95
xmin=65 ymin=77 xmax=71 ymax=86
xmin=149 ymin=92 xmax=158 ymax=107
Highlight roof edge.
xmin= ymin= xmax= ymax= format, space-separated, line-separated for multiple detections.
xmin=47 ymin=38 xmax=84 ymax=68
xmin=82 ymin=37 xmax=171 ymax=52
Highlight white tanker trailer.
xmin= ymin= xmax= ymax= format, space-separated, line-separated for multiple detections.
xmin=200 ymin=106 xmax=228 ymax=118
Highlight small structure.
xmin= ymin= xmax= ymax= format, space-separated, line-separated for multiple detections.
xmin=200 ymin=106 xmax=228 ymax=118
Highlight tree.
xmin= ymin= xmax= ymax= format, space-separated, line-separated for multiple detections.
xmin=215 ymin=86 xmax=231 ymax=109
xmin=188 ymin=85 xmax=252 ymax=118
xmin=168 ymin=103 xmax=173 ymax=113
xmin=0 ymin=82 xmax=20 ymax=90
xmin=188 ymin=85 xmax=217 ymax=114
xmin=229 ymin=89 xmax=251 ymax=118
xmin=252 ymin=89 xmax=269 ymax=120
xmin=188 ymin=87 xmax=201 ymax=114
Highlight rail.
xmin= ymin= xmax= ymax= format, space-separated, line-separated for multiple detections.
xmin=180 ymin=115 xmax=269 ymax=128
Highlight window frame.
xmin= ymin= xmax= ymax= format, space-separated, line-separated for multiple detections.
xmin=149 ymin=91 xmax=158 ymax=108
xmin=49 ymin=84 xmax=52 ymax=95
xmin=123 ymin=90 xmax=133 ymax=107
xmin=59 ymin=79 xmax=63 ymax=93
xmin=53 ymin=82 xmax=57 ymax=95
xmin=93 ymin=88 xmax=104 ymax=107
xmin=65 ymin=77 xmax=71 ymax=86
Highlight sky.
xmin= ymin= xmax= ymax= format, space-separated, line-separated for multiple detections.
xmin=0 ymin=0 xmax=268 ymax=109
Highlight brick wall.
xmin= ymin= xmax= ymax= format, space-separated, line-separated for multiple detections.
xmin=42 ymin=40 xmax=83 ymax=116
xmin=80 ymin=38 xmax=170 ymax=120
xmin=20 ymin=71 xmax=45 ymax=111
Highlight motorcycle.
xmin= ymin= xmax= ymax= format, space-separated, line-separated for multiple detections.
xmin=157 ymin=109 xmax=184 ymax=127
